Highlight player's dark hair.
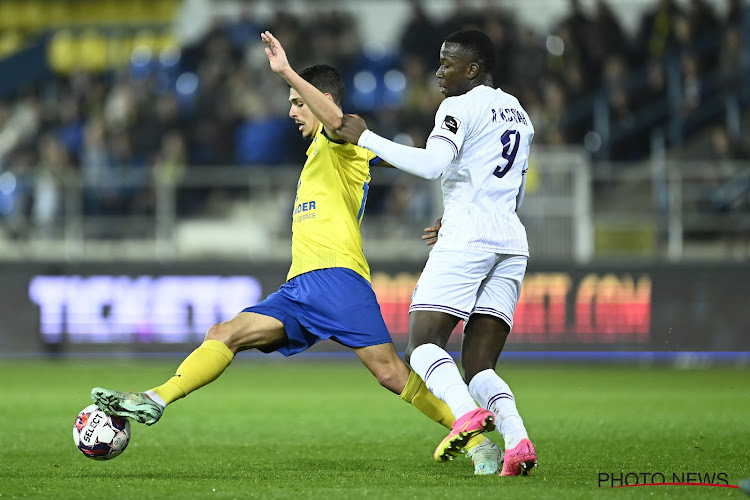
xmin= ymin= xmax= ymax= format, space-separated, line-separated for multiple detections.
xmin=444 ymin=29 xmax=495 ymax=75
xmin=298 ymin=64 xmax=345 ymax=106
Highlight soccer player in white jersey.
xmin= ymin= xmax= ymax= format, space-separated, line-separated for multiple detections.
xmin=336 ymin=29 xmax=537 ymax=476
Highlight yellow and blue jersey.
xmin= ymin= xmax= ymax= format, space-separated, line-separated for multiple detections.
xmin=287 ymin=124 xmax=379 ymax=283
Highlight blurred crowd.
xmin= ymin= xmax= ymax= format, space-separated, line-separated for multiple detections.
xmin=0 ymin=0 xmax=748 ymax=236
xmin=390 ymin=0 xmax=748 ymax=160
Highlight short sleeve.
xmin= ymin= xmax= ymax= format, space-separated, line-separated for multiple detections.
xmin=427 ymin=97 xmax=469 ymax=160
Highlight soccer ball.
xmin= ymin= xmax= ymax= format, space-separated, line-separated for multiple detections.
xmin=73 ymin=404 xmax=131 ymax=460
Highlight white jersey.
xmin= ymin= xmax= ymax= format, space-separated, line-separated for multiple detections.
xmin=427 ymin=85 xmax=534 ymax=256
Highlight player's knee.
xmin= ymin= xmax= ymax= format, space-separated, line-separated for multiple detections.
xmin=205 ymin=322 xmax=234 ymax=346
xmin=205 ymin=317 xmax=285 ymax=353
xmin=374 ymin=369 xmax=403 ymax=394
xmin=206 ymin=322 xmax=252 ymax=354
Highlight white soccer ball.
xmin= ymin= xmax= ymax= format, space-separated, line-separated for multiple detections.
xmin=73 ymin=404 xmax=131 ymax=460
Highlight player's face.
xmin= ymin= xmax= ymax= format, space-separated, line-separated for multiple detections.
xmin=288 ymin=88 xmax=320 ymax=140
xmin=435 ymin=42 xmax=472 ymax=98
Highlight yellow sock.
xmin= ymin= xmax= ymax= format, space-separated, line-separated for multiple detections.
xmin=465 ymin=434 xmax=487 ymax=451
xmin=151 ymin=340 xmax=234 ymax=405
xmin=400 ymin=370 xmax=455 ymax=429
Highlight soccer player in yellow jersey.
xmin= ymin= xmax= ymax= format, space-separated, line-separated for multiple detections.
xmin=90 ymin=30 xmax=501 ymax=475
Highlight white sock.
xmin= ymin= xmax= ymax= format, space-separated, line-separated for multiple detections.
xmin=469 ymin=369 xmax=528 ymax=449
xmin=409 ymin=343 xmax=478 ymax=418
xmin=145 ymin=389 xmax=167 ymax=408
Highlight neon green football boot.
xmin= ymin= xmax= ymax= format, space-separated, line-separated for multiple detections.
xmin=91 ymin=387 xmax=164 ymax=425
xmin=466 ymin=439 xmax=502 ymax=475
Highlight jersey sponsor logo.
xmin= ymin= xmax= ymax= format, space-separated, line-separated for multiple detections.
xmin=441 ymin=115 xmax=461 ymax=134
xmin=293 ymin=200 xmax=316 ymax=223
xmin=293 ymin=201 xmax=316 ymax=214
xmin=294 ymin=212 xmax=315 ymax=223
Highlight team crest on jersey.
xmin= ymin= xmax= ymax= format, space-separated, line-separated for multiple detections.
xmin=441 ymin=115 xmax=461 ymax=134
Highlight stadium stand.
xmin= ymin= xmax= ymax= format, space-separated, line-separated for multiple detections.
xmin=0 ymin=0 xmax=747 ymax=259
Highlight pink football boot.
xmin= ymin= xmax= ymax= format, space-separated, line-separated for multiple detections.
xmin=500 ymin=438 xmax=537 ymax=476
xmin=433 ymin=408 xmax=495 ymax=462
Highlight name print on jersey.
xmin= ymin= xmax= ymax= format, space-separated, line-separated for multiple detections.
xmin=492 ymin=107 xmax=528 ymax=126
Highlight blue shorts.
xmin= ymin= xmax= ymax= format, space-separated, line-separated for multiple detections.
xmin=242 ymin=267 xmax=392 ymax=356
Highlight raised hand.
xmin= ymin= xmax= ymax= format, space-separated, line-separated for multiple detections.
xmin=336 ymin=113 xmax=369 ymax=144
xmin=421 ymin=217 xmax=442 ymax=246
xmin=261 ymin=30 xmax=291 ymax=75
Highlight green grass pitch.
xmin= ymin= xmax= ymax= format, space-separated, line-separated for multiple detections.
xmin=0 ymin=358 xmax=748 ymax=499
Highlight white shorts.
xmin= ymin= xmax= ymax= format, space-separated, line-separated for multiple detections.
xmin=409 ymin=248 xmax=527 ymax=330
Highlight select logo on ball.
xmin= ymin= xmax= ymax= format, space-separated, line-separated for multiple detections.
xmin=73 ymin=404 xmax=131 ymax=460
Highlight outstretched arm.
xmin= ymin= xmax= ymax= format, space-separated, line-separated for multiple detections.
xmin=261 ymin=30 xmax=344 ymax=135
xmin=337 ymin=114 xmax=453 ymax=180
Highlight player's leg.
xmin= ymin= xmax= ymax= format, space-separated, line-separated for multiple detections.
xmin=461 ymin=314 xmax=508 ymax=382
xmin=406 ymin=311 xmax=494 ymax=461
xmin=405 ymin=311 xmax=478 ymax=421
xmin=354 ymin=342 xmax=454 ymax=427
xmin=464 ymin=255 xmax=536 ymax=476
xmin=92 ymin=279 xmax=302 ymax=426
xmin=353 ymin=341 xmax=410 ymax=394
xmin=464 ymin=319 xmax=535 ymax=476
xmin=404 ymin=248 xmax=485 ymax=420
xmin=92 ymin=311 xmax=287 ymax=425
xmin=405 ymin=249 xmax=498 ymax=461
xmin=151 ymin=311 xmax=286 ymax=402
xmin=355 ymin=341 xmax=497 ymax=473
xmin=91 ymin=314 xmax=282 ymax=423
xmin=463 ymin=315 xmax=531 ymax=450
